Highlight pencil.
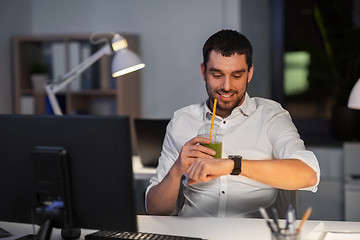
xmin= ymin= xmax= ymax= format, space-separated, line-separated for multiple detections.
xmin=297 ymin=207 xmax=312 ymax=233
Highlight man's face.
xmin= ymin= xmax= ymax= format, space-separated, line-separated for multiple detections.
xmin=201 ymin=51 xmax=253 ymax=118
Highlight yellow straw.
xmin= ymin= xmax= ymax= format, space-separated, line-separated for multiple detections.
xmin=209 ymin=99 xmax=217 ymax=141
xmin=297 ymin=207 xmax=312 ymax=233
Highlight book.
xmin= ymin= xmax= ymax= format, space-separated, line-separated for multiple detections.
xmin=51 ymin=42 xmax=66 ymax=92
xmin=69 ymin=41 xmax=81 ymax=91
xmin=20 ymin=96 xmax=35 ymax=114
xmin=80 ymin=42 xmax=93 ymax=90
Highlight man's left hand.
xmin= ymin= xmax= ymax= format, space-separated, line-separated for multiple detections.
xmin=186 ymin=158 xmax=234 ymax=185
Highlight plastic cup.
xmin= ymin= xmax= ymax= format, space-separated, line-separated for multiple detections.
xmin=198 ymin=124 xmax=224 ymax=158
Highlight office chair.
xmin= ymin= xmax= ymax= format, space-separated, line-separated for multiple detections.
xmin=272 ymin=189 xmax=297 ymax=219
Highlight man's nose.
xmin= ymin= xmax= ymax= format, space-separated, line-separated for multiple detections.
xmin=221 ymin=76 xmax=231 ymax=91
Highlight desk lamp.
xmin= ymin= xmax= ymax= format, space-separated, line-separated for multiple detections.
xmin=45 ymin=33 xmax=145 ymax=115
xmin=348 ymin=78 xmax=360 ymax=110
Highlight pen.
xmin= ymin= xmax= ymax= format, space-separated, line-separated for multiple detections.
xmin=259 ymin=207 xmax=276 ymax=233
xmin=286 ymin=205 xmax=296 ymax=234
xmin=271 ymin=208 xmax=280 ymax=232
xmin=297 ymin=207 xmax=312 ymax=233
xmin=285 ymin=204 xmax=293 ymax=228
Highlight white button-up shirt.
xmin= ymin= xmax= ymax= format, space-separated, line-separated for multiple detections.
xmin=145 ymin=93 xmax=320 ymax=217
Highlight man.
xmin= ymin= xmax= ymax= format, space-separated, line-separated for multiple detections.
xmin=145 ymin=30 xmax=320 ymax=217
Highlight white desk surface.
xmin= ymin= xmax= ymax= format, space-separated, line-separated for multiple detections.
xmin=2 ymin=215 xmax=360 ymax=240
xmin=132 ymin=155 xmax=156 ymax=180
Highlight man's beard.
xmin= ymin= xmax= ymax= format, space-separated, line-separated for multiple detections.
xmin=205 ymin=76 xmax=247 ymax=112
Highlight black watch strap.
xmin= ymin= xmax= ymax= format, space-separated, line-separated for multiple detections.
xmin=228 ymin=155 xmax=242 ymax=175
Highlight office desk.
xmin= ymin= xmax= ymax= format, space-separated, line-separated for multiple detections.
xmin=138 ymin=216 xmax=360 ymax=240
xmin=2 ymin=215 xmax=360 ymax=240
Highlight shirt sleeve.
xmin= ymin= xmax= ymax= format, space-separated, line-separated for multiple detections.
xmin=144 ymin=117 xmax=180 ymax=210
xmin=288 ymin=151 xmax=320 ymax=192
xmin=266 ymin=110 xmax=320 ymax=193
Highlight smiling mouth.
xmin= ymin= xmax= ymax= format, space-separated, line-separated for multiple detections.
xmin=217 ymin=92 xmax=235 ymax=100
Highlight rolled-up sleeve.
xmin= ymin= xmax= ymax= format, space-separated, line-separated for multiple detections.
xmin=267 ymin=110 xmax=320 ymax=192
xmin=288 ymin=150 xmax=320 ymax=192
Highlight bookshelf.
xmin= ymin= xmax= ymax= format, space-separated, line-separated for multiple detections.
xmin=12 ymin=33 xmax=141 ymax=117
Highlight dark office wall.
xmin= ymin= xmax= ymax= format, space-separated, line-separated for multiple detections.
xmin=0 ymin=0 xmax=242 ymax=117
xmin=241 ymin=0 xmax=272 ymax=99
xmin=0 ymin=0 xmax=32 ymax=113
xmin=0 ymin=0 xmax=277 ymax=116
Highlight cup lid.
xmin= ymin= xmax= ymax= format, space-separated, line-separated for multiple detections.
xmin=198 ymin=123 xmax=224 ymax=137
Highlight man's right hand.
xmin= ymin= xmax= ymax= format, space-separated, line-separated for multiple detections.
xmin=172 ymin=136 xmax=216 ymax=177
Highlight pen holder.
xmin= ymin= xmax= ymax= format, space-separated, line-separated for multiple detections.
xmin=271 ymin=229 xmax=300 ymax=240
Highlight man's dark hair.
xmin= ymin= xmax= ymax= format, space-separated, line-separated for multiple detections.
xmin=202 ymin=29 xmax=253 ymax=71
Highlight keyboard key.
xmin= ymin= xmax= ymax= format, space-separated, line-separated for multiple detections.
xmin=85 ymin=230 xmax=204 ymax=240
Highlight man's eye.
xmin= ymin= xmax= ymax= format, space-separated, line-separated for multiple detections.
xmin=212 ymin=73 xmax=222 ymax=78
xmin=233 ymin=75 xmax=242 ymax=79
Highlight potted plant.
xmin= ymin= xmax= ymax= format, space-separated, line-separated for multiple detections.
xmin=29 ymin=62 xmax=48 ymax=92
xmin=310 ymin=0 xmax=360 ymax=140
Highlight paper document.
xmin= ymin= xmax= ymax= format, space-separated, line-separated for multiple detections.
xmin=324 ymin=232 xmax=360 ymax=240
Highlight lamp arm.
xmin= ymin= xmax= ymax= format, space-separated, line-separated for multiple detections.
xmin=45 ymin=43 xmax=112 ymax=115
xmin=51 ymin=43 xmax=112 ymax=94
xmin=45 ymin=84 xmax=63 ymax=115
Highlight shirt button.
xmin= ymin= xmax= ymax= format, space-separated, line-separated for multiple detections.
xmin=223 ymin=120 xmax=226 ymax=124
xmin=222 ymin=191 xmax=225 ymax=194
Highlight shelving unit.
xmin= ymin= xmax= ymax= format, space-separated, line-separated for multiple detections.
xmin=12 ymin=33 xmax=141 ymax=117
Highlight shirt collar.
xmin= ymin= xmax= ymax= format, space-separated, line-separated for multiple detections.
xmin=202 ymin=93 xmax=256 ymax=121
xmin=203 ymin=102 xmax=213 ymax=121
xmin=239 ymin=92 xmax=256 ymax=116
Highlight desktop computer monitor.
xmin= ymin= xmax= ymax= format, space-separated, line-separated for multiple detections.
xmin=0 ymin=115 xmax=137 ymax=234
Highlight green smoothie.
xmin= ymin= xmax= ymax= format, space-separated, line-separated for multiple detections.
xmin=201 ymin=142 xmax=222 ymax=158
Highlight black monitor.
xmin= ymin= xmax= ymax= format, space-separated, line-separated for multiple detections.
xmin=0 ymin=115 xmax=137 ymax=235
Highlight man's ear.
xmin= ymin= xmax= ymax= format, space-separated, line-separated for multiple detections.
xmin=247 ymin=65 xmax=254 ymax=83
xmin=200 ymin=62 xmax=206 ymax=81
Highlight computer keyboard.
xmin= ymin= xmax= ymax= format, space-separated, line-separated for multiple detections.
xmin=85 ymin=230 xmax=205 ymax=240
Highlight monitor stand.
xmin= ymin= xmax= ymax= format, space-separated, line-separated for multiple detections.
xmin=37 ymin=219 xmax=81 ymax=240
xmin=13 ymin=219 xmax=80 ymax=240
xmin=61 ymin=227 xmax=81 ymax=239
xmin=36 ymin=219 xmax=52 ymax=240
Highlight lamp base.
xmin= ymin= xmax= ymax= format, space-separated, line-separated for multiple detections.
xmin=332 ymin=106 xmax=360 ymax=141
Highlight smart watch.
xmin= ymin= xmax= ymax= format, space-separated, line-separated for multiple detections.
xmin=228 ymin=155 xmax=242 ymax=175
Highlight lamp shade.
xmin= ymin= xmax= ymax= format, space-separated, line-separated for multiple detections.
xmin=348 ymin=78 xmax=360 ymax=110
xmin=111 ymin=48 xmax=145 ymax=78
